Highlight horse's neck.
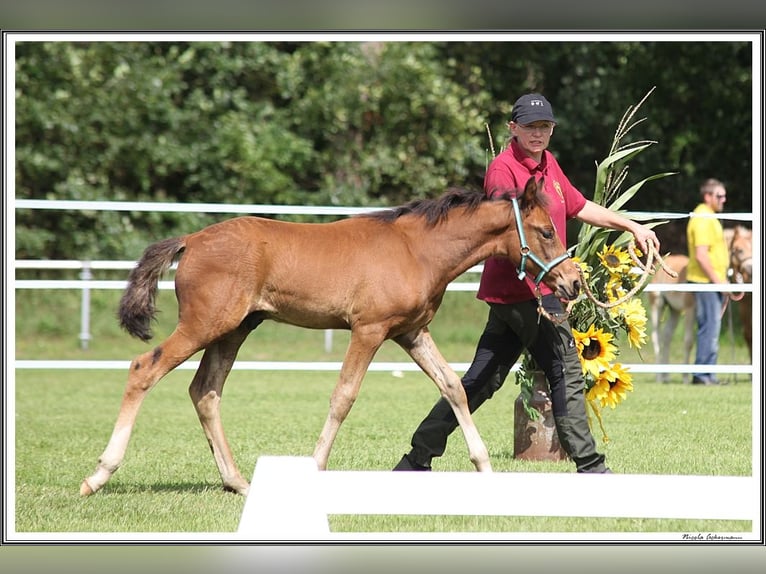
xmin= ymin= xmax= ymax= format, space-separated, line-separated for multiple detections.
xmin=730 ymin=228 xmax=752 ymax=278
xmin=400 ymin=203 xmax=513 ymax=283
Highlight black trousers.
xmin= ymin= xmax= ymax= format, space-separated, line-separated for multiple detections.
xmin=407 ymin=294 xmax=607 ymax=473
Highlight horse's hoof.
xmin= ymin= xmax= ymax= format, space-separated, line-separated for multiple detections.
xmin=79 ymin=478 xmax=96 ymax=496
xmin=222 ymin=481 xmax=250 ymax=496
xmin=80 ymin=478 xmax=98 ymax=496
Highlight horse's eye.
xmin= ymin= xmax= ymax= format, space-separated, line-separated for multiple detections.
xmin=542 ymin=228 xmax=554 ymax=240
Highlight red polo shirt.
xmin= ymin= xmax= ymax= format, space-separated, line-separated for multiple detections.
xmin=477 ymin=138 xmax=586 ymax=304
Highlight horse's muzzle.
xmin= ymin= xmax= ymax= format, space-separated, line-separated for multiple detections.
xmin=555 ymin=279 xmax=581 ymax=302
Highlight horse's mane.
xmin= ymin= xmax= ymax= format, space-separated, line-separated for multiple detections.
xmin=360 ymin=186 xmax=547 ymax=227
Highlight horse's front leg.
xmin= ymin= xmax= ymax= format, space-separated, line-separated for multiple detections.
xmin=395 ymin=327 xmax=492 ymax=472
xmin=313 ymin=329 xmax=383 ymax=470
xmin=648 ymin=295 xmax=665 ymax=382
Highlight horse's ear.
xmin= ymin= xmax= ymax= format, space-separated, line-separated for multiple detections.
xmin=522 ymin=176 xmax=543 ymax=205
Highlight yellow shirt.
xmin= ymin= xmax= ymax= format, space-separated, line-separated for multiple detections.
xmin=686 ymin=203 xmax=728 ymax=283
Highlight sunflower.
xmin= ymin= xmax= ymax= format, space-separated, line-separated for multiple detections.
xmin=586 ymin=378 xmax=608 ymax=403
xmin=572 ymin=324 xmax=617 ymax=377
xmin=591 ymin=364 xmax=634 ymax=409
xmin=571 ymin=255 xmax=590 ymax=282
xmin=605 ymin=275 xmax=626 ymax=303
xmin=621 ymin=298 xmax=648 ymax=348
xmin=606 ymin=296 xmax=648 ymax=349
xmin=597 ymin=244 xmax=633 ymax=275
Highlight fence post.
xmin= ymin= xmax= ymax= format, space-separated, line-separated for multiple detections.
xmin=79 ymin=261 xmax=92 ymax=350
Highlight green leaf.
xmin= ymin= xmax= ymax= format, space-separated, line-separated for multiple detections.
xmin=607 ymin=171 xmax=678 ymax=212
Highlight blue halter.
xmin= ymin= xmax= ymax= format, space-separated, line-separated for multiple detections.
xmin=510 ymin=197 xmax=571 ymax=285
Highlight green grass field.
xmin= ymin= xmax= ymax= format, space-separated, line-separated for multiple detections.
xmin=12 ymin=288 xmax=756 ymax=537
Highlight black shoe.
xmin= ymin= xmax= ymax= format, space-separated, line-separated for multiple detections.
xmin=393 ymin=453 xmax=431 ymax=471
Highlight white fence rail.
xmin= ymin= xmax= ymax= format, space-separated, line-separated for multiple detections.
xmin=14 ymin=360 xmax=754 ymax=378
xmin=14 ymin=198 xmax=382 ymax=216
xmin=15 ymin=197 xmax=755 ymax=221
xmin=13 ymin=258 xmax=754 ymax=373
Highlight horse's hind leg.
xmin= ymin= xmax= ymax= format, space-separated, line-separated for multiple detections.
xmin=188 ymin=324 xmax=252 ymax=495
xmin=80 ymin=329 xmax=202 ymax=496
xmin=682 ymin=295 xmax=696 ymax=383
xmin=395 ymin=328 xmax=491 ymax=472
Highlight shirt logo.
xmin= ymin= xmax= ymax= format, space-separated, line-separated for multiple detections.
xmin=553 ymin=180 xmax=564 ymax=203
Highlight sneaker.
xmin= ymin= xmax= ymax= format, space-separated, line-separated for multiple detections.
xmin=393 ymin=453 xmax=431 ymax=471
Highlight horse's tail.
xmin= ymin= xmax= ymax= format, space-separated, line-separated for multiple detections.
xmin=119 ymin=236 xmax=186 ymax=342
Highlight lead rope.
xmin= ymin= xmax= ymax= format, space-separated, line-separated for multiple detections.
xmin=727 ymin=262 xmax=749 ymax=303
xmin=536 ymin=242 xmax=679 ymax=324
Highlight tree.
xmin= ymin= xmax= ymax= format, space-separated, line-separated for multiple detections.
xmin=14 ymin=38 xmax=753 ymax=260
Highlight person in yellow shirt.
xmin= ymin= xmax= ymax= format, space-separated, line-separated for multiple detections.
xmin=686 ymin=178 xmax=730 ymax=385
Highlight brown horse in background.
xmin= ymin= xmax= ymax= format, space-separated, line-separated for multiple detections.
xmin=648 ymin=225 xmax=753 ymax=382
xmin=648 ymin=254 xmax=695 ymax=383
xmin=80 ymin=177 xmax=582 ymax=497
xmin=727 ymin=225 xmax=753 ymax=359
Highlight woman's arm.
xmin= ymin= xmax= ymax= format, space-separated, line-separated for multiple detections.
xmin=576 ymin=200 xmax=660 ymax=252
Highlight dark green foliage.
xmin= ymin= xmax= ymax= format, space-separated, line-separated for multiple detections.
xmin=15 ymin=39 xmax=753 ymax=260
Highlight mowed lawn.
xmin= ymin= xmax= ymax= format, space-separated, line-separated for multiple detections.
xmin=13 ymin=367 xmax=754 ymax=537
xmin=11 ymin=288 xmax=756 ymax=538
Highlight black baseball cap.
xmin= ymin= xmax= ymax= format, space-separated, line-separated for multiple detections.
xmin=511 ymin=93 xmax=556 ymax=125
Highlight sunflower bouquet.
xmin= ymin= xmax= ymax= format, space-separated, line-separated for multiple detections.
xmin=515 ymin=87 xmax=674 ymax=442
xmin=567 ymin=244 xmax=648 ymax=441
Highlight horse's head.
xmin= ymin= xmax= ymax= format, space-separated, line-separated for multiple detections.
xmin=510 ymin=176 xmax=581 ymax=301
xmin=728 ymin=225 xmax=752 ymax=283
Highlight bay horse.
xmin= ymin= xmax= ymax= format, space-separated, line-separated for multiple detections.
xmin=648 ymin=225 xmax=753 ymax=382
xmin=80 ymin=177 xmax=581 ymax=497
